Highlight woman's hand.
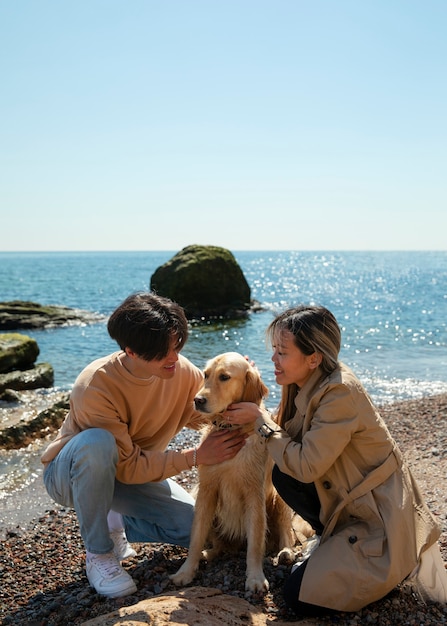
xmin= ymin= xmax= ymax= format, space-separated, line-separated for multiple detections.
xmin=222 ymin=401 xmax=263 ymax=425
xmin=197 ymin=428 xmax=247 ymax=465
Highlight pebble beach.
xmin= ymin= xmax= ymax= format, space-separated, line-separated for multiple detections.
xmin=1 ymin=393 xmax=447 ymax=625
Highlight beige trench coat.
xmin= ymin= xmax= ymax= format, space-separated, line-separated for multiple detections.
xmin=259 ymin=363 xmax=440 ymax=612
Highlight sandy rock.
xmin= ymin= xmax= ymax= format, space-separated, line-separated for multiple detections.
xmin=80 ymin=586 xmax=315 ymax=625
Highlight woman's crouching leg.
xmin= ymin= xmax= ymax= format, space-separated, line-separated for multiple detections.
xmin=283 ymin=560 xmax=336 ymax=618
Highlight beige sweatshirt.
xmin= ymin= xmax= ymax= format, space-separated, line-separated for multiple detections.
xmin=41 ymin=351 xmax=205 ymax=484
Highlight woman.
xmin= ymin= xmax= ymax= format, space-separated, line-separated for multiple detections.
xmin=223 ymin=304 xmax=446 ymax=616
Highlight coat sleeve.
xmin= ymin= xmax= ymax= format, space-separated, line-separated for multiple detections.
xmin=260 ymin=383 xmax=360 ymax=483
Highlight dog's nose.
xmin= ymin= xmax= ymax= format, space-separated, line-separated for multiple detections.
xmin=194 ymin=396 xmax=207 ymax=409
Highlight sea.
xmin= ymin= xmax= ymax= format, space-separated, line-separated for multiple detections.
xmin=1 ymin=250 xmax=447 ymax=501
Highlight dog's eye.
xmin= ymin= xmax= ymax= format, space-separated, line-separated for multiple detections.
xmin=219 ymin=374 xmax=231 ymax=381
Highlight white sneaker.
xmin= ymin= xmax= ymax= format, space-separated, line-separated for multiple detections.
xmin=291 ymin=535 xmax=321 ymax=573
xmin=411 ymin=543 xmax=447 ymax=604
xmin=86 ymin=552 xmax=137 ymax=598
xmin=110 ymin=529 xmax=137 ymax=561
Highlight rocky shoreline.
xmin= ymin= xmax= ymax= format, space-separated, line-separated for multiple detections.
xmin=1 ymin=393 xmax=447 ymax=625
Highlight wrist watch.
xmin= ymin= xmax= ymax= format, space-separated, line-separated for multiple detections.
xmin=258 ymin=423 xmax=276 ymax=439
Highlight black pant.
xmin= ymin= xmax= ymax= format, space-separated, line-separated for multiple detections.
xmin=272 ymin=463 xmax=324 ymax=534
xmin=273 ymin=464 xmax=335 ymax=618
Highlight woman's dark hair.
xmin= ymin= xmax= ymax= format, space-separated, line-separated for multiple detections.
xmin=267 ymin=304 xmax=341 ymax=374
xmin=107 ymin=292 xmax=188 ymax=360
xmin=267 ymin=305 xmax=341 ymax=427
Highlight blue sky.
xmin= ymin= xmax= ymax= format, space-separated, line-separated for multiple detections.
xmin=1 ymin=1 xmax=446 ymax=251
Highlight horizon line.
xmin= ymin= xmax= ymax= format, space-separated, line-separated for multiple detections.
xmin=1 ymin=248 xmax=446 ymax=254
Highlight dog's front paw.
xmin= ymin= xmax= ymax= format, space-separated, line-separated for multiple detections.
xmin=169 ymin=562 xmax=196 ymax=586
xmin=245 ymin=573 xmax=269 ymax=593
xmin=276 ymin=547 xmax=296 ymax=565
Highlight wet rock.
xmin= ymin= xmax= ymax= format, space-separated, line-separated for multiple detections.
xmin=0 ymin=333 xmax=54 ymax=394
xmin=0 ymin=300 xmax=104 ymax=330
xmin=0 ymin=362 xmax=54 ymax=394
xmin=0 ymin=393 xmax=69 ymax=449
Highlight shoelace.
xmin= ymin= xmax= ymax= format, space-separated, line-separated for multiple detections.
xmin=89 ymin=554 xmax=122 ymax=578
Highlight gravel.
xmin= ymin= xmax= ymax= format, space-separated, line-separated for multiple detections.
xmin=1 ymin=394 xmax=447 ymax=625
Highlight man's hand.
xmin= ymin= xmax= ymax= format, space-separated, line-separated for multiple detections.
xmin=198 ymin=428 xmax=247 ymax=465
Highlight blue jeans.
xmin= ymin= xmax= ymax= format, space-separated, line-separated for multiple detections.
xmin=43 ymin=428 xmax=195 ymax=554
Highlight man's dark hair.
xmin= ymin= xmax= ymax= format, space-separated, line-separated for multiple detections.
xmin=107 ymin=292 xmax=189 ymax=360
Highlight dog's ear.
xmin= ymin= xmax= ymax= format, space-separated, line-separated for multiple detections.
xmin=242 ymin=369 xmax=269 ymax=404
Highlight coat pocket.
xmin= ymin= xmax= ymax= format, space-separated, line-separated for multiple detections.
xmin=336 ymin=494 xmax=386 ymax=558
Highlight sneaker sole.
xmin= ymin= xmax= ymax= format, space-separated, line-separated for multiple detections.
xmin=88 ymin=577 xmax=137 ymax=598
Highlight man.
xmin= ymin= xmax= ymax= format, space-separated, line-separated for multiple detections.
xmin=41 ymin=292 xmax=246 ymax=598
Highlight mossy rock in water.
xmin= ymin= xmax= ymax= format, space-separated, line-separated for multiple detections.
xmin=150 ymin=245 xmax=251 ymax=320
xmin=0 ymin=333 xmax=39 ymax=373
xmin=0 ymin=334 xmax=54 ymax=392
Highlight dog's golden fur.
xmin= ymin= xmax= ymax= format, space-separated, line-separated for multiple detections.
xmin=170 ymin=352 xmax=309 ymax=592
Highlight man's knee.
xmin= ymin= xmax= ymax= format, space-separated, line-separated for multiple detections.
xmin=72 ymin=428 xmax=118 ymax=468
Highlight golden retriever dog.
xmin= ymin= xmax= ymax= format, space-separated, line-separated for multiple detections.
xmin=170 ymin=352 xmax=309 ymax=593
